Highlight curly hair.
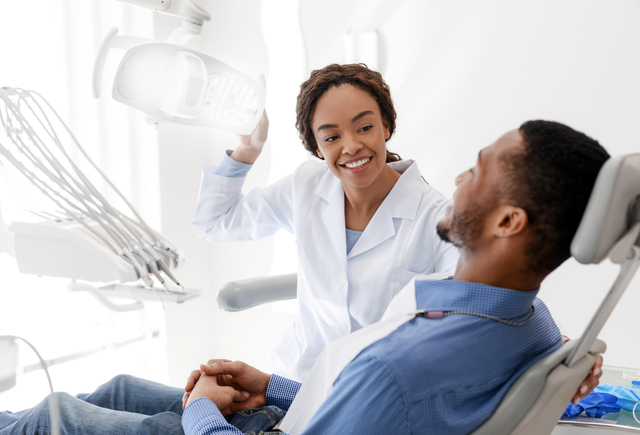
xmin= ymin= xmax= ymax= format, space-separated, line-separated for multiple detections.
xmin=295 ymin=64 xmax=401 ymax=163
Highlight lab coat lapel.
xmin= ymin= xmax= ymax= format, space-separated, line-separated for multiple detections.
xmin=316 ymin=174 xmax=348 ymax=274
xmin=347 ymin=201 xmax=395 ymax=258
xmin=348 ymin=160 xmax=423 ymax=259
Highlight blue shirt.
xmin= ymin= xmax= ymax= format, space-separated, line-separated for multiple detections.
xmin=183 ymin=278 xmax=561 ymax=435
xmin=204 ymin=150 xmax=252 ymax=178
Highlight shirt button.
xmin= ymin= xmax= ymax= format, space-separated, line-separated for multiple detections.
xmin=339 ymin=276 xmax=346 ymax=285
xmin=339 ymin=324 xmax=348 ymax=332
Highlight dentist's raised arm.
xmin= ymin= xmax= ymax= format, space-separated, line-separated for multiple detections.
xmin=191 ymin=110 xmax=298 ymax=242
xmin=230 ymin=111 xmax=269 ymax=164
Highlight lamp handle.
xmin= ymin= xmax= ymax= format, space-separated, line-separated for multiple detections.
xmin=92 ymin=27 xmax=152 ymax=99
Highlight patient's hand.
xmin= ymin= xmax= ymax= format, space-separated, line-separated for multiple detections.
xmin=198 ymin=360 xmax=271 ymax=413
xmin=183 ymin=358 xmax=232 ymax=409
xmin=572 ymin=354 xmax=604 ymax=405
xmin=185 ymin=372 xmax=250 ymax=415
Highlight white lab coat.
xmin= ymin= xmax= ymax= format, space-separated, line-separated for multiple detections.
xmin=192 ymin=159 xmax=459 ymax=382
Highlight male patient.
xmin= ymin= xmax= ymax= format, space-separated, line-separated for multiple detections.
xmin=0 ymin=120 xmax=608 ymax=435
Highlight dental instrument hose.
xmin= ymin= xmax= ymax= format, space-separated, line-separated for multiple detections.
xmin=0 ymin=87 xmax=184 ymax=291
xmin=0 ymin=335 xmax=59 ymax=435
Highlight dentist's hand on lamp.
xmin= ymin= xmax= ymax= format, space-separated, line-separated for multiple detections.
xmin=230 ymin=110 xmax=269 ymax=165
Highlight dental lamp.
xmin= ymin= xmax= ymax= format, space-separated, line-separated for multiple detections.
xmin=93 ymin=0 xmax=266 ymax=135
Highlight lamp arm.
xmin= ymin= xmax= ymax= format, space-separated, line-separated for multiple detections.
xmin=115 ymin=0 xmax=211 ymax=25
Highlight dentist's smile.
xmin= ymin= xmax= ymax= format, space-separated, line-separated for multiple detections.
xmin=339 ymin=156 xmax=372 ymax=173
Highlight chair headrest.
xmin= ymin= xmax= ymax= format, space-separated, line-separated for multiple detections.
xmin=571 ymin=154 xmax=640 ymax=264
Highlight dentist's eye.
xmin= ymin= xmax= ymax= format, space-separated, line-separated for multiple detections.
xmin=325 ymin=135 xmax=339 ymax=142
xmin=359 ymin=125 xmax=373 ymax=132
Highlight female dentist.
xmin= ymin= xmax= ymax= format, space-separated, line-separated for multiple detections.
xmin=192 ymin=64 xmax=459 ymax=382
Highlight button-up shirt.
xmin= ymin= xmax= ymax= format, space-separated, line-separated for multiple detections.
xmin=182 ymin=278 xmax=561 ymax=435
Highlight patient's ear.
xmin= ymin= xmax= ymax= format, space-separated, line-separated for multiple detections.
xmin=493 ymin=206 xmax=528 ymax=238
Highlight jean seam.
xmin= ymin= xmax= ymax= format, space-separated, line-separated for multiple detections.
xmin=237 ymin=409 xmax=277 ymax=425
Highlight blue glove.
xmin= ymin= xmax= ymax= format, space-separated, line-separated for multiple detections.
xmin=594 ymin=384 xmax=640 ymax=412
xmin=564 ymin=392 xmax=620 ymax=418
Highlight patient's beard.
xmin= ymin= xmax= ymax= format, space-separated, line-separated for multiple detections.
xmin=436 ymin=200 xmax=494 ymax=250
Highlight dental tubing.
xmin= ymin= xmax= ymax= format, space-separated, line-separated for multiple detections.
xmin=0 ymin=87 xmax=183 ymax=292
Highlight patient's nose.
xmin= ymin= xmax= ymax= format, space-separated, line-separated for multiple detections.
xmin=455 ymin=170 xmax=468 ymax=186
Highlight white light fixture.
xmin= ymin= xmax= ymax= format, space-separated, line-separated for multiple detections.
xmin=94 ymin=0 xmax=266 ymax=134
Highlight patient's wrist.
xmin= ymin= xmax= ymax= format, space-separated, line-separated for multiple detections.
xmin=266 ymin=374 xmax=302 ymax=411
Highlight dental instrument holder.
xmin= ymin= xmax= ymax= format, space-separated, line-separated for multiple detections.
xmin=0 ymin=87 xmax=199 ymax=312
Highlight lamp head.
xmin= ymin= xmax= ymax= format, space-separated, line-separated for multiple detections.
xmin=113 ymin=43 xmax=266 ymax=134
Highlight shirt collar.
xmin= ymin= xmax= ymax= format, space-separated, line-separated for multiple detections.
xmin=415 ymin=279 xmax=539 ymax=320
xmin=314 ymin=159 xmax=425 ymax=220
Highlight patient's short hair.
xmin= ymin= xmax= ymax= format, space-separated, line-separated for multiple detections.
xmin=501 ymin=121 xmax=610 ymax=274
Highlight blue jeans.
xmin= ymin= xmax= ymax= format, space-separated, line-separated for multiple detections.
xmin=0 ymin=375 xmax=284 ymax=435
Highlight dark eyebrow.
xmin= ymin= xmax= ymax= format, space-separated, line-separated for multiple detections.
xmin=317 ymin=123 xmax=338 ymax=132
xmin=316 ymin=110 xmax=375 ymax=132
xmin=351 ymin=110 xmax=374 ymax=123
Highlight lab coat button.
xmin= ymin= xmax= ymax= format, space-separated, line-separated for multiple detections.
xmin=339 ymin=276 xmax=346 ymax=285
xmin=339 ymin=324 xmax=348 ymax=332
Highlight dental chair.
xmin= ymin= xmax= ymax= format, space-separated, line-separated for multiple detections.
xmin=217 ymin=153 xmax=640 ymax=435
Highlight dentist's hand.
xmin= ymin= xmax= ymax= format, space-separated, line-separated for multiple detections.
xmin=184 ymin=372 xmax=250 ymax=415
xmin=199 ymin=360 xmax=272 ymax=413
xmin=230 ymin=110 xmax=269 ymax=165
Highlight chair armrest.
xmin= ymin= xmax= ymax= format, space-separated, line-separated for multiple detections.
xmin=217 ymin=273 xmax=297 ymax=312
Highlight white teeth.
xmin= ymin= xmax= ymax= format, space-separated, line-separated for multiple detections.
xmin=344 ymin=157 xmax=370 ymax=169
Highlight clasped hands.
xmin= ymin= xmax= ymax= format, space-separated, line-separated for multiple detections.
xmin=182 ymin=350 xmax=604 ymax=415
xmin=182 ymin=359 xmax=271 ymax=415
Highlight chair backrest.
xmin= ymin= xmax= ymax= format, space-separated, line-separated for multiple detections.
xmin=571 ymin=154 xmax=640 ymax=264
xmin=472 ymin=154 xmax=640 ymax=435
